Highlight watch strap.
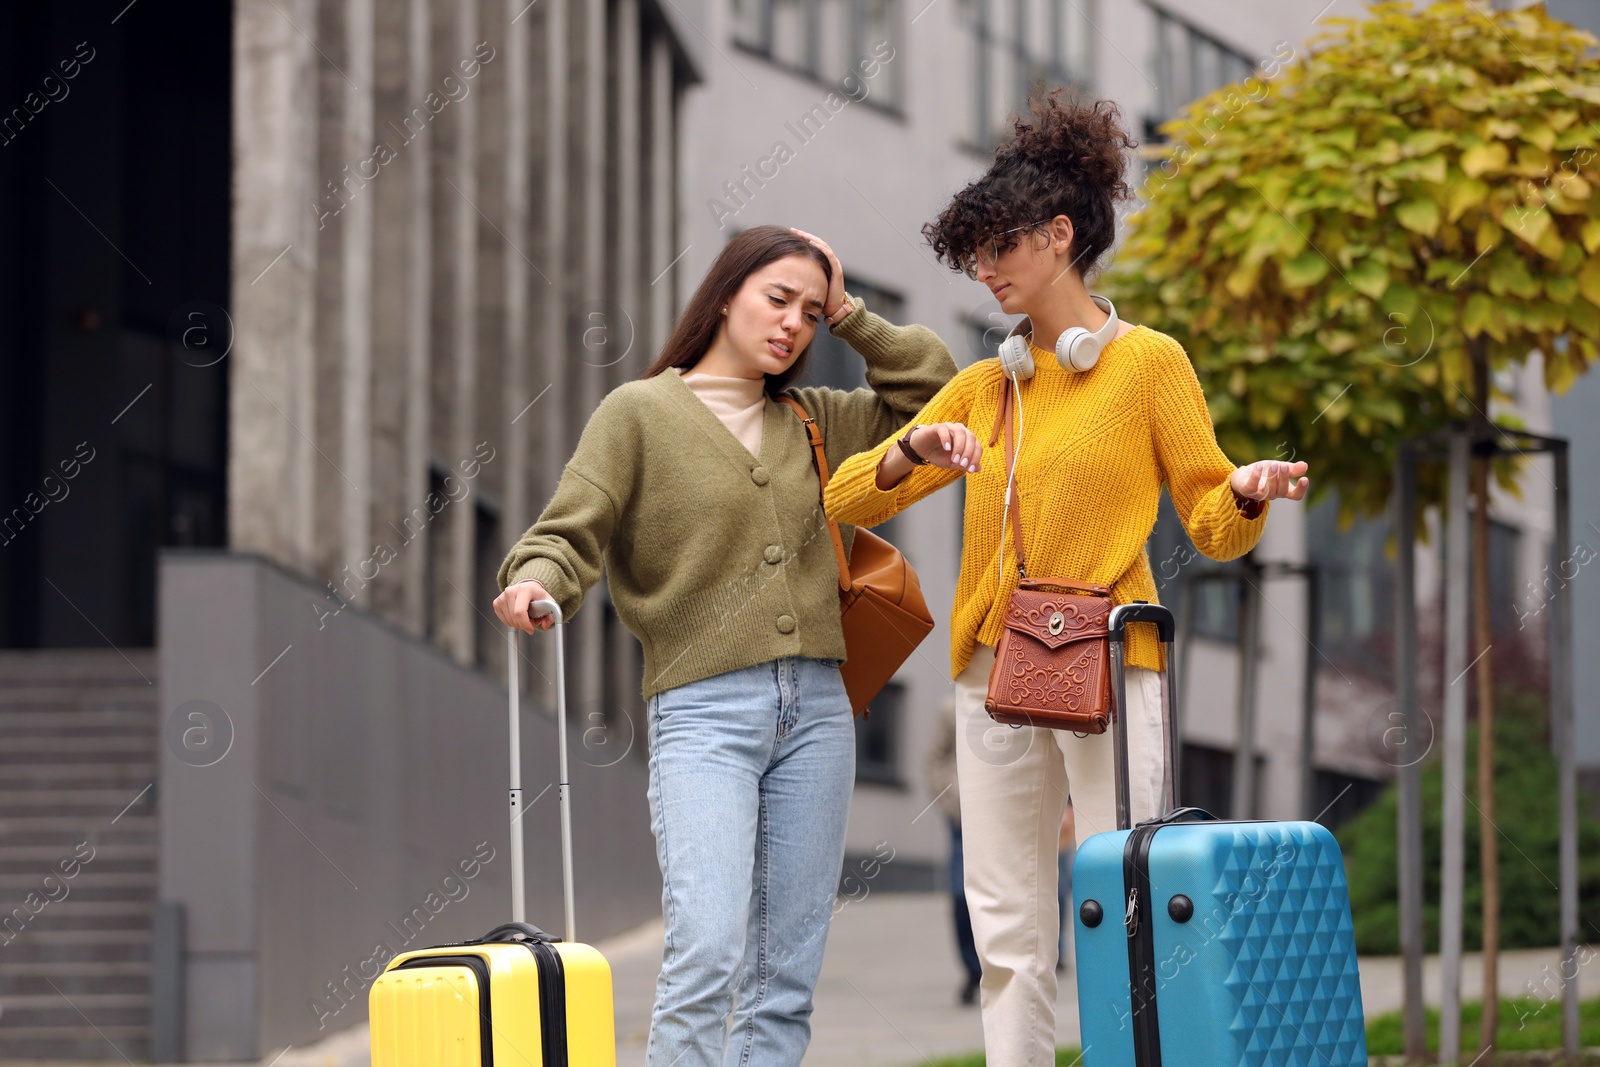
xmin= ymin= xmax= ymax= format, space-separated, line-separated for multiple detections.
xmin=897 ymin=428 xmax=929 ymax=466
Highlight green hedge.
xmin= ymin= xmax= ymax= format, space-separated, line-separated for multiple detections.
xmin=1336 ymin=691 xmax=1600 ymax=955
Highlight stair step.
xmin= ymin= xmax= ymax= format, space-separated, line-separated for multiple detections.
xmin=0 ymin=735 xmax=158 ymax=754
xmin=0 ymin=901 xmax=151 ymax=918
xmin=0 ymin=814 xmax=155 ymax=831
xmin=0 ymin=648 xmax=156 ymax=681
xmin=0 ymin=871 xmax=156 ymax=890
xmin=0 ymin=992 xmax=149 ymax=1010
xmin=0 ymin=929 xmax=149 ymax=945
xmin=0 ymin=887 xmax=160 ymax=910
xmin=0 ymin=786 xmax=156 ymax=806
xmin=0 ymin=843 xmax=152 ymax=860
xmin=0 ymin=941 xmax=150 ymax=965
xmin=0 ymin=961 xmax=149 ymax=976
xmin=0 ymin=1024 xmax=148 ymax=1039
xmin=0 ymin=710 xmax=156 ymax=726
xmin=0 ymin=876 xmax=154 ymax=895
xmin=0 ymin=693 xmax=156 ymax=709
xmin=0 ymin=763 xmax=157 ymax=785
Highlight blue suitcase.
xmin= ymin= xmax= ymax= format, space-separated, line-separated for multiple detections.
xmin=1073 ymin=604 xmax=1367 ymax=1067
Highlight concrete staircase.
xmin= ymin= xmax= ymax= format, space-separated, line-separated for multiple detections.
xmin=0 ymin=650 xmax=160 ymax=1062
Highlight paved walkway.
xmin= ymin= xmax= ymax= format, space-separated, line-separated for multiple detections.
xmin=5 ymin=893 xmax=1592 ymax=1066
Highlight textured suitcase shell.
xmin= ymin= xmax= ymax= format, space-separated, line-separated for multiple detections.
xmin=1074 ymin=819 xmax=1367 ymax=1067
xmin=370 ymin=939 xmax=614 ymax=1067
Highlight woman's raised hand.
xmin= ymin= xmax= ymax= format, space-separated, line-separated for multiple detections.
xmin=492 ymin=578 xmax=558 ymax=633
xmin=789 ymin=227 xmax=847 ymax=320
xmin=911 ymin=423 xmax=983 ymax=473
xmin=1230 ymin=459 xmax=1310 ymax=502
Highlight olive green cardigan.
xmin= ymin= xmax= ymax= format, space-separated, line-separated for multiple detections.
xmin=497 ymin=301 xmax=957 ymax=699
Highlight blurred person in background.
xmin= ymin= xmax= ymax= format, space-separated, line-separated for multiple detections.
xmin=926 ymin=693 xmax=983 ymax=1005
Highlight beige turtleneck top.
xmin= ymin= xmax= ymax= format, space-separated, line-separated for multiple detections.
xmin=675 ymin=369 xmax=767 ymax=458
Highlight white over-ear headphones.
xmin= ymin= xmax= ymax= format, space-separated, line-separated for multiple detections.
xmin=996 ymin=294 xmax=1120 ymax=379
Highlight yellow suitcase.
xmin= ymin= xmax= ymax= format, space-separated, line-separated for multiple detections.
xmin=370 ymin=602 xmax=616 ymax=1066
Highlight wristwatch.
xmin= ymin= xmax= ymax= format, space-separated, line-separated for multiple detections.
xmin=825 ymin=292 xmax=857 ymax=327
xmin=897 ymin=426 xmax=930 ymax=466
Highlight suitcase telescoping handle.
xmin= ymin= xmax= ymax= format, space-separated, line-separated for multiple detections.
xmin=1107 ymin=601 xmax=1182 ymax=833
xmin=505 ymin=600 xmax=577 ymax=945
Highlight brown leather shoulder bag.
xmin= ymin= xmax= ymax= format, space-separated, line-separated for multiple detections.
xmin=780 ymin=396 xmax=936 ymax=716
xmin=983 ymin=378 xmax=1115 ymax=733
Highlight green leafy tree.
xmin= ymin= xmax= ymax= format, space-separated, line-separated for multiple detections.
xmin=1108 ymin=2 xmax=1600 ymax=1055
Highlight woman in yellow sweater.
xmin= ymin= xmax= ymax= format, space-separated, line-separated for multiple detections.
xmin=823 ymin=95 xmax=1309 ymax=1066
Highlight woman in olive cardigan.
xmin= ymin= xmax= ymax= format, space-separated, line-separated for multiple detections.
xmin=492 ymin=225 xmax=956 ymax=1067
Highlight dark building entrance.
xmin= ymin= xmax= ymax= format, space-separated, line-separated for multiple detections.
xmin=0 ymin=1 xmax=232 ymax=649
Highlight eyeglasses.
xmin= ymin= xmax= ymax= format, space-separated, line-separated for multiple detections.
xmin=962 ymin=218 xmax=1054 ymax=279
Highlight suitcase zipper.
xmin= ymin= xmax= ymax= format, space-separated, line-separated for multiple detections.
xmin=522 ymin=939 xmax=569 ymax=1067
xmin=1122 ymin=825 xmax=1164 ymax=1067
xmin=393 ymin=955 xmax=496 ymax=1066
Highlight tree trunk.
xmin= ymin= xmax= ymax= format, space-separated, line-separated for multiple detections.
xmin=1471 ymin=343 xmax=1501 ymax=1053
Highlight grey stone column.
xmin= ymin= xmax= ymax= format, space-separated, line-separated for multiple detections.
xmin=367 ymin=0 xmax=416 ymax=626
xmin=502 ymin=0 xmax=532 ymax=541
xmin=572 ymin=0 xmax=608 ymax=711
xmin=231 ymin=0 xmax=321 ymax=573
xmin=311 ymin=0 xmax=349 ymax=586
xmin=530 ymin=0 xmax=569 ymax=701
xmin=649 ymin=31 xmax=676 ymax=362
xmin=615 ymin=0 xmax=641 ymax=386
xmin=340 ymin=0 xmax=376 ymax=604
xmin=401 ymin=0 xmax=433 ymax=636
xmin=451 ymin=0 xmax=482 ymax=665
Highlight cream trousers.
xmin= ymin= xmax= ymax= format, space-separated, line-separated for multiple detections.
xmin=953 ymin=642 xmax=1168 ymax=1067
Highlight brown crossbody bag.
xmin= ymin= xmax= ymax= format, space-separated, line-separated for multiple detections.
xmin=983 ymin=378 xmax=1116 ymax=734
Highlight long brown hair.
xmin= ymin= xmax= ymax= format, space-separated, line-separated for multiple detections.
xmin=642 ymin=225 xmax=832 ymax=393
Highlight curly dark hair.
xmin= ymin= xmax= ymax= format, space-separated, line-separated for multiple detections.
xmin=923 ymin=91 xmax=1137 ymax=279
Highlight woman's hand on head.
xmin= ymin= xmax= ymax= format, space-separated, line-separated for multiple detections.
xmin=1231 ymin=460 xmax=1310 ymax=502
xmin=493 ymin=579 xmax=558 ymax=633
xmin=789 ymin=228 xmax=846 ymax=319
xmin=911 ymin=423 xmax=983 ymax=474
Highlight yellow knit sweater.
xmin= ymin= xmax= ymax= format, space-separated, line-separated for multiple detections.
xmin=823 ymin=326 xmax=1268 ymax=677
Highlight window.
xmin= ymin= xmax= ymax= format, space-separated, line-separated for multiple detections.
xmin=959 ymin=0 xmax=1093 ymax=150
xmin=855 ymin=680 xmax=905 ymax=785
xmin=1147 ymin=491 xmax=1238 ymax=642
xmin=963 ymin=310 xmax=1020 ymax=368
xmin=1306 ymin=494 xmax=1394 ymax=676
xmin=473 ymin=496 xmax=502 ymax=669
xmin=1145 ymin=4 xmax=1256 ymax=142
xmin=805 ymin=280 xmax=905 ymax=393
xmin=1176 ymin=742 xmax=1263 ymax=819
xmin=1311 ymin=769 xmax=1385 ymax=831
xmin=734 ymin=0 xmax=904 ymax=111
xmin=423 ymin=464 xmax=449 ymax=642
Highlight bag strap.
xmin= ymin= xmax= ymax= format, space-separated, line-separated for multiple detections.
xmin=987 ymin=377 xmax=1028 ymax=577
xmin=778 ymin=395 xmax=852 ymax=593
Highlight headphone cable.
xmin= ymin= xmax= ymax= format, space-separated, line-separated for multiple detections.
xmin=998 ymin=371 xmax=1025 ymax=590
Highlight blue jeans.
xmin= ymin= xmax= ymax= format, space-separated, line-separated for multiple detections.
xmin=644 ymin=657 xmax=856 ymax=1067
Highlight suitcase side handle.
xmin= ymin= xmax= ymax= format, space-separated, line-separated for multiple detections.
xmin=507 ymin=599 xmax=577 ymax=945
xmin=1107 ymin=601 xmax=1182 ymax=832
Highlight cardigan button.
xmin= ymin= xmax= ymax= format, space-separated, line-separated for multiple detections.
xmin=763 ymin=545 xmax=783 ymax=564
xmin=776 ymin=614 xmax=796 ymax=634
xmin=750 ymin=467 xmax=770 ymax=486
